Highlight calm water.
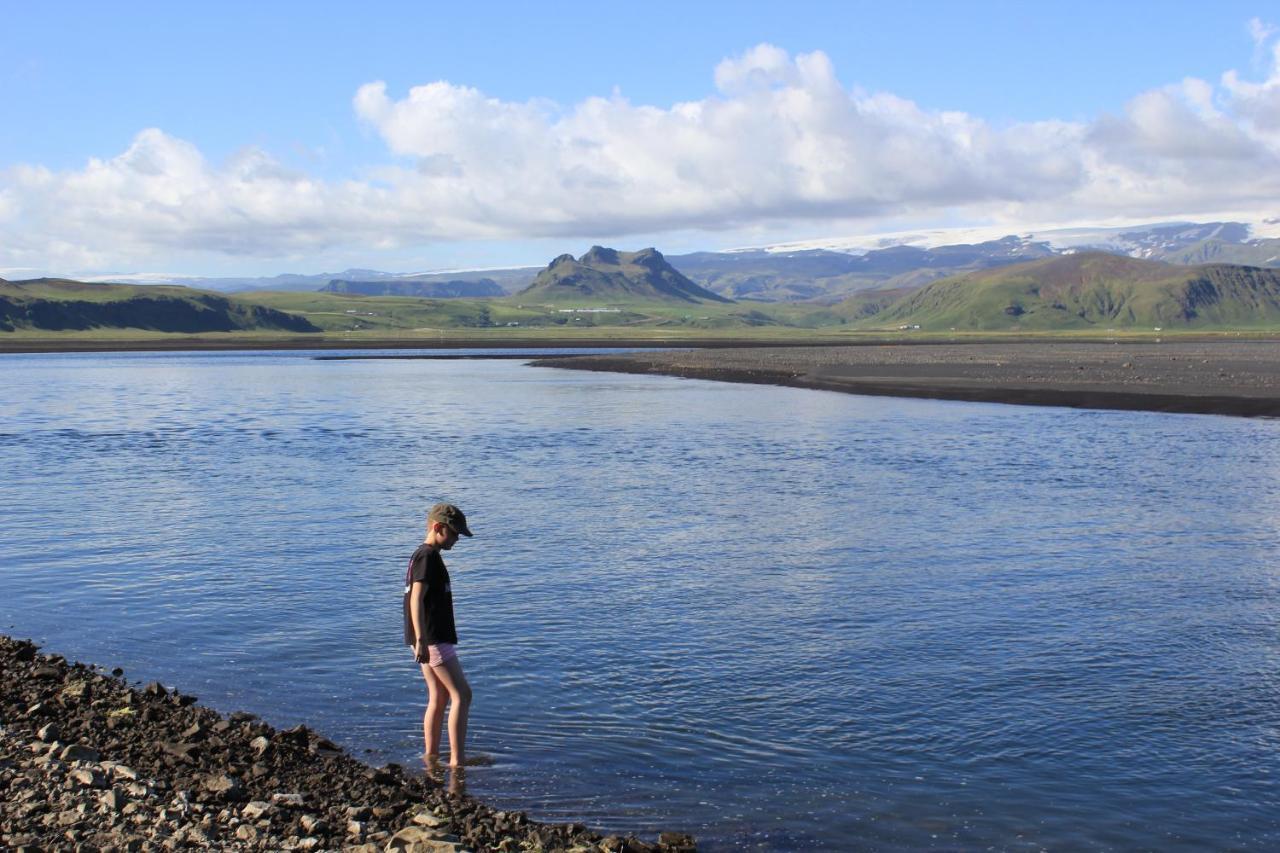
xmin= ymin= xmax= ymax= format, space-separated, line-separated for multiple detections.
xmin=2 ymin=350 xmax=1279 ymax=850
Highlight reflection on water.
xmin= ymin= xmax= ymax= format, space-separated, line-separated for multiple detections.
xmin=2 ymin=349 xmax=1280 ymax=850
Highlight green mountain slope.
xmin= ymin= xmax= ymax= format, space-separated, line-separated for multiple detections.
xmin=858 ymin=253 xmax=1280 ymax=330
xmin=519 ymin=247 xmax=733 ymax=304
xmin=0 ymin=279 xmax=319 ymax=333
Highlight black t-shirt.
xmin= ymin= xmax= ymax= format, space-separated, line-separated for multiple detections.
xmin=402 ymin=544 xmax=458 ymax=646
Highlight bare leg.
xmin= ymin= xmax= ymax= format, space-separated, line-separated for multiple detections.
xmin=430 ymin=656 xmax=472 ymax=767
xmin=420 ymin=662 xmax=446 ymax=758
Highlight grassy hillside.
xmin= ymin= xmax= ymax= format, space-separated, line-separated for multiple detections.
xmin=857 ymin=253 xmax=1280 ymax=331
xmin=0 ymin=279 xmax=319 ymax=333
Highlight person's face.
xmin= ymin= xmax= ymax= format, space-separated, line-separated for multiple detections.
xmin=436 ymin=522 xmax=461 ymax=550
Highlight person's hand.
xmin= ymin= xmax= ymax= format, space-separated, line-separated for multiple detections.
xmin=414 ymin=639 xmax=429 ymax=664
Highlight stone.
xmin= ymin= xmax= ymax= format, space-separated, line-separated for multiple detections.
xmin=241 ymin=801 xmax=273 ymax=820
xmin=347 ymin=819 xmax=366 ymax=837
xmin=59 ymin=744 xmax=100 ymax=763
xmin=104 ymin=762 xmax=139 ymax=781
xmin=299 ymin=814 xmax=326 ymax=833
xmin=411 ymin=810 xmax=447 ymax=828
xmin=159 ymin=742 xmax=198 ymax=762
xmin=271 ymin=792 xmax=306 ymax=808
xmin=101 ymin=787 xmax=126 ymax=811
xmin=59 ymin=681 xmax=89 ymax=703
xmin=385 ymin=826 xmax=464 ymax=852
xmin=70 ymin=767 xmax=106 ymax=788
xmin=202 ymin=773 xmax=244 ymax=801
xmin=235 ymin=824 xmax=259 ymax=842
xmin=250 ymin=735 xmax=272 ymax=756
xmin=36 ymin=722 xmax=61 ymax=742
xmin=658 ymin=831 xmax=696 ymax=852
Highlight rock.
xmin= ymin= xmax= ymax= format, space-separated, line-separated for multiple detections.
xmin=299 ymin=814 xmax=326 ymax=833
xmin=104 ymin=761 xmax=139 ymax=781
xmin=101 ymin=787 xmax=126 ymax=811
xmin=59 ymin=681 xmax=89 ymax=703
xmin=142 ymin=681 xmax=167 ymax=697
xmin=271 ymin=792 xmax=306 ymax=808
xmin=36 ymin=722 xmax=61 ymax=742
xmin=411 ymin=809 xmax=447 ymax=828
xmin=159 ymin=742 xmax=198 ymax=762
xmin=31 ymin=665 xmax=61 ymax=679
xmin=235 ymin=824 xmax=259 ymax=842
xmin=250 ymin=735 xmax=272 ymax=756
xmin=658 ymin=831 xmax=697 ymax=852
xmin=202 ymin=773 xmax=245 ymax=801
xmin=71 ymin=768 xmax=107 ymax=788
xmin=347 ymin=819 xmax=366 ymax=837
xmin=385 ymin=826 xmax=464 ymax=851
xmin=60 ymin=744 xmax=100 ymax=762
xmin=242 ymin=800 xmax=273 ymax=820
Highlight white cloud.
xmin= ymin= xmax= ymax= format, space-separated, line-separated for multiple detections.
xmin=5 ymin=34 xmax=1280 ymax=271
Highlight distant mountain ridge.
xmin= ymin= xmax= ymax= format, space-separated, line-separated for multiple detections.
xmin=519 ymin=247 xmax=732 ymax=303
xmin=37 ymin=219 xmax=1280 ymax=305
xmin=321 ymin=278 xmax=505 ymax=298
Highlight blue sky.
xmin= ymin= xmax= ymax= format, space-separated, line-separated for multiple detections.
xmin=4 ymin=1 xmax=1280 ymax=277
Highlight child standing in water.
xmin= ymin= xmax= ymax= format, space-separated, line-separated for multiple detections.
xmin=403 ymin=502 xmax=473 ymax=766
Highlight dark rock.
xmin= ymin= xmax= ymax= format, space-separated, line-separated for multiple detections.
xmin=31 ymin=665 xmax=61 ymax=679
xmin=59 ymin=744 xmax=100 ymax=763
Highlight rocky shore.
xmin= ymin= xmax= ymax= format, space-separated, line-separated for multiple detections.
xmin=0 ymin=636 xmax=695 ymax=853
xmin=530 ymin=340 xmax=1280 ymax=417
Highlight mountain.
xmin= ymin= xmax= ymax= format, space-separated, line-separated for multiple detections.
xmin=0 ymin=279 xmax=319 ymax=333
xmin=669 ymin=235 xmax=1055 ymax=302
xmin=856 ymin=252 xmax=1280 ymax=331
xmin=95 ymin=267 xmax=540 ymax=295
xmin=518 ymin=247 xmax=732 ymax=303
xmin=321 ymin=278 xmax=506 ymax=297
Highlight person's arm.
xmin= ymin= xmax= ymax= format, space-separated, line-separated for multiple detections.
xmin=411 ymin=579 xmax=429 ymax=662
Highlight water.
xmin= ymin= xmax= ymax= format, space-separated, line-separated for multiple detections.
xmin=2 ymin=349 xmax=1279 ymax=850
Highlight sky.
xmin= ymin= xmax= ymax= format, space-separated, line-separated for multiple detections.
xmin=4 ymin=1 xmax=1280 ymax=278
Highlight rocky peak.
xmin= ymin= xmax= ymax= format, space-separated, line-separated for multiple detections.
xmin=579 ymin=246 xmax=620 ymax=267
xmin=630 ymin=248 xmax=665 ymax=268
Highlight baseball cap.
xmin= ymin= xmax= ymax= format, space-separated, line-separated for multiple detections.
xmin=428 ymin=502 xmax=473 ymax=537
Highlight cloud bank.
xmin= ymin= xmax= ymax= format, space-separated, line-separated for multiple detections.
xmin=5 ymin=31 xmax=1280 ymax=270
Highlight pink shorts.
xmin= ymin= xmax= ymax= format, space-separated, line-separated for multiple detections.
xmin=419 ymin=643 xmax=457 ymax=668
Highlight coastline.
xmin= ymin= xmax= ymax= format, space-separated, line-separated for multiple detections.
xmin=528 ymin=341 xmax=1280 ymax=418
xmin=0 ymin=635 xmax=695 ymax=852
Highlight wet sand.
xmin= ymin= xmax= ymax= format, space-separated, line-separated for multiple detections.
xmin=530 ymin=341 xmax=1280 ymax=417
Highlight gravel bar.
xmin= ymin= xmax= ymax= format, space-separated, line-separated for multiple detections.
xmin=530 ymin=340 xmax=1280 ymax=417
xmin=0 ymin=636 xmax=696 ymax=853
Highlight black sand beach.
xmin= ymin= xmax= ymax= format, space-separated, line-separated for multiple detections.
xmin=530 ymin=340 xmax=1280 ymax=417
xmin=0 ymin=636 xmax=695 ymax=852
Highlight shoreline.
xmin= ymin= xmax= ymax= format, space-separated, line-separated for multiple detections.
xmin=5 ymin=332 xmax=1280 ymax=356
xmin=0 ymin=635 xmax=695 ymax=852
xmin=528 ymin=341 xmax=1280 ymax=418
